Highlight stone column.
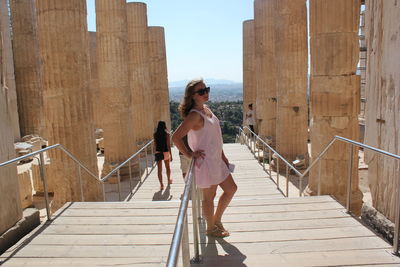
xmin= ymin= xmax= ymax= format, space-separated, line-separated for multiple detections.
xmin=309 ymin=0 xmax=362 ymax=215
xmin=96 ymin=0 xmax=136 ymax=177
xmin=88 ymin=31 xmax=101 ymax=130
xmin=243 ymin=19 xmax=256 ymax=129
xmin=36 ymin=0 xmax=101 ymax=210
xmin=0 ymin=44 xmax=22 ymax=236
xmin=148 ymin=26 xmax=170 ymax=131
xmin=364 ymin=0 xmax=400 ymax=222
xmin=0 ymin=0 xmax=20 ymax=140
xmin=10 ymin=0 xmax=43 ymax=137
xmin=127 ymin=2 xmax=154 ymax=143
xmin=275 ymin=0 xmax=308 ymax=164
xmin=254 ymin=0 xmax=277 ymax=144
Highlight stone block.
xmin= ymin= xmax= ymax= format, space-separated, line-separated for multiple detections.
xmin=311 ymin=75 xmax=360 ymax=116
xmin=17 ymin=169 xmax=33 ymax=209
xmin=309 ymin=0 xmax=360 ymax=35
xmin=310 ymin=33 xmax=359 ymax=76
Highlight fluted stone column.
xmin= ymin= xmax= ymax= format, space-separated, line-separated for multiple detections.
xmin=243 ymin=19 xmax=256 ymax=129
xmin=37 ymin=0 xmax=101 ymax=210
xmin=275 ymin=0 xmax=308 ymax=164
xmin=0 ymin=0 xmax=20 ymax=140
xmin=309 ymin=0 xmax=362 ymax=215
xmin=364 ymin=0 xmax=400 ymax=222
xmin=127 ymin=2 xmax=153 ymax=143
xmin=254 ymin=0 xmax=277 ymax=143
xmin=88 ymin=31 xmax=101 ymax=130
xmin=10 ymin=0 xmax=43 ymax=137
xmin=148 ymin=26 xmax=170 ymax=131
xmin=96 ymin=0 xmax=136 ymax=177
xmin=0 ymin=50 xmax=22 ymax=236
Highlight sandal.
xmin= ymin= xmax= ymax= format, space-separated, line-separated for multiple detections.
xmin=206 ymin=226 xmax=229 ymax=238
xmin=215 ymin=222 xmax=229 ymax=233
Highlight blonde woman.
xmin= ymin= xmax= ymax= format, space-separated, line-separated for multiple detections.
xmin=172 ymin=79 xmax=237 ymax=238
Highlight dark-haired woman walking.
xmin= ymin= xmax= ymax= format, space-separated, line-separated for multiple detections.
xmin=154 ymin=121 xmax=172 ymax=190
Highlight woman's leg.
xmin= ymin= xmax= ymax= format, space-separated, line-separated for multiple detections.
xmin=157 ymin=160 xmax=164 ymax=190
xmin=164 ymin=160 xmax=172 ymax=184
xmin=201 ymin=185 xmax=218 ymax=231
xmin=214 ymin=175 xmax=237 ymax=224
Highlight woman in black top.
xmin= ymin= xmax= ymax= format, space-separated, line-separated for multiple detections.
xmin=154 ymin=121 xmax=172 ymax=190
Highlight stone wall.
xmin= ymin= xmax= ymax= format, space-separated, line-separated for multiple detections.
xmin=0 ymin=0 xmax=20 ymax=140
xmin=0 ymin=86 xmax=22 ymax=235
xmin=364 ymin=0 xmax=400 ymax=222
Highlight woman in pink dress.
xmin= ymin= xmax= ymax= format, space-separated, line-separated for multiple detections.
xmin=172 ymin=79 xmax=237 ymax=238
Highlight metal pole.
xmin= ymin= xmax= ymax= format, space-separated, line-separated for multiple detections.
xmin=286 ymin=165 xmax=289 ymax=197
xmin=263 ymin=143 xmax=266 ymax=171
xmin=191 ymin=174 xmax=200 ymax=262
xmin=39 ymin=152 xmax=51 ymax=221
xmin=394 ymin=171 xmax=400 ymax=255
xmin=145 ymin=145 xmax=149 ymax=177
xmin=257 ymin=141 xmax=260 ymax=164
xmin=128 ymin=159 xmax=133 ymax=193
xmin=117 ymin=169 xmax=121 ymax=201
xmin=77 ymin=165 xmax=84 ymax=201
xmin=318 ymin=159 xmax=322 ymax=196
xmin=277 ymin=158 xmax=280 ymax=189
xmin=102 ymin=182 xmax=106 ymax=201
xmin=181 ymin=215 xmax=190 ymax=266
xmin=299 ymin=173 xmax=303 ymax=197
xmin=346 ymin=144 xmax=354 ymax=212
xmin=269 ymin=149 xmax=272 ymax=179
xmin=139 ymin=153 xmax=143 ymax=183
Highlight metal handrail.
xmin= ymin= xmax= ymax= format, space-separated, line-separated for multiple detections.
xmin=238 ymin=126 xmax=400 ymax=255
xmin=167 ymin=159 xmax=202 ymax=266
xmin=0 ymin=139 xmax=156 ymax=221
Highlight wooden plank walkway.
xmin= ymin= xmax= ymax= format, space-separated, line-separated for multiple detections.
xmin=1 ymin=144 xmax=400 ymax=266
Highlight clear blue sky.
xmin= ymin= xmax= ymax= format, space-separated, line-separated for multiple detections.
xmin=86 ymin=0 xmax=254 ymax=83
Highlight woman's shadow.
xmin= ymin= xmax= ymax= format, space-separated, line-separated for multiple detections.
xmin=195 ymin=221 xmax=247 ymax=266
xmin=152 ymin=184 xmax=172 ymax=201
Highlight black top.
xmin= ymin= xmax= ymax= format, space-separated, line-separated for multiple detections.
xmin=154 ymin=132 xmax=168 ymax=152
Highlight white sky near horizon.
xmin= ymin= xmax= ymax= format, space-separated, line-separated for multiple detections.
xmin=86 ymin=0 xmax=254 ymax=83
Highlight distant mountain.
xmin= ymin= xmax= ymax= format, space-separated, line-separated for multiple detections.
xmin=169 ymin=78 xmax=240 ymax=87
xmin=169 ymin=82 xmax=243 ymax=102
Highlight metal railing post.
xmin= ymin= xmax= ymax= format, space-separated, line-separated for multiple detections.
xmin=318 ymin=159 xmax=322 ymax=196
xmin=298 ymin=173 xmax=302 ymax=197
xmin=77 ymin=165 xmax=84 ymax=201
xmin=346 ymin=144 xmax=354 ymax=212
xmin=286 ymin=165 xmax=289 ymax=197
xmin=394 ymin=172 xmax=400 ymax=255
xmin=117 ymin=169 xmax=122 ymax=201
xmin=145 ymin=146 xmax=149 ymax=177
xmin=263 ymin=143 xmax=266 ymax=171
xmin=268 ymin=148 xmax=272 ymax=179
xmin=128 ymin=159 xmax=133 ymax=193
xmin=191 ymin=174 xmax=200 ymax=263
xmin=181 ymin=215 xmax=190 ymax=266
xmin=276 ymin=158 xmax=280 ymax=190
xmin=102 ymin=182 xmax=106 ymax=201
xmin=139 ymin=153 xmax=143 ymax=182
xmin=39 ymin=152 xmax=51 ymax=221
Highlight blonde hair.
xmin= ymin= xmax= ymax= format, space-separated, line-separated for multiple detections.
xmin=178 ymin=78 xmax=204 ymax=118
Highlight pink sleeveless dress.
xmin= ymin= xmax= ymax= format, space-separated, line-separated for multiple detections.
xmin=187 ymin=107 xmax=230 ymax=188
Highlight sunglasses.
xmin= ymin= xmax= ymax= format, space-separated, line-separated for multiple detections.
xmin=194 ymin=87 xmax=210 ymax=96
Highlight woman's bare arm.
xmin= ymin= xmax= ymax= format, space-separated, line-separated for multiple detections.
xmin=172 ymin=112 xmax=204 ymax=158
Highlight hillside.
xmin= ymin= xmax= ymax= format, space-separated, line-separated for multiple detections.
xmin=169 ymin=83 xmax=243 ymax=102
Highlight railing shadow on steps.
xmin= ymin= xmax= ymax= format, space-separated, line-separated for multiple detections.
xmin=236 ymin=126 xmax=400 ymax=255
xmin=0 ymin=139 xmax=156 ymax=221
